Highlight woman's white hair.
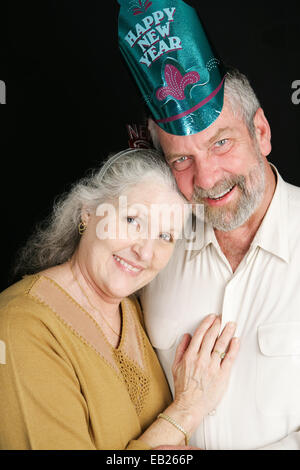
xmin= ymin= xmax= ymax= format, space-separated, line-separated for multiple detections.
xmin=148 ymin=68 xmax=261 ymax=149
xmin=13 ymin=148 xmax=183 ymax=278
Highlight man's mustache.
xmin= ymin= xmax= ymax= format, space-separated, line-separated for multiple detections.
xmin=192 ymin=175 xmax=246 ymax=201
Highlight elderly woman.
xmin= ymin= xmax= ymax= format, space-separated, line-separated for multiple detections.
xmin=0 ymin=149 xmax=239 ymax=450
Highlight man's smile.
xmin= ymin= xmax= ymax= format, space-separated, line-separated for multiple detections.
xmin=203 ymin=185 xmax=238 ymax=206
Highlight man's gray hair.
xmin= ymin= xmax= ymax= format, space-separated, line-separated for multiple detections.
xmin=224 ymin=68 xmax=261 ymax=137
xmin=13 ymin=149 xmax=181 ymax=278
xmin=148 ymin=68 xmax=261 ymax=148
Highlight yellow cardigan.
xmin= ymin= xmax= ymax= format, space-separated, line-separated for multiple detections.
xmin=0 ymin=275 xmax=172 ymax=450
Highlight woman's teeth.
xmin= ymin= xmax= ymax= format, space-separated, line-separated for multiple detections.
xmin=210 ymin=186 xmax=235 ymax=201
xmin=113 ymin=255 xmax=141 ymax=273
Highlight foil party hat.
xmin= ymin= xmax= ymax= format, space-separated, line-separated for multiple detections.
xmin=118 ymin=0 xmax=226 ymax=136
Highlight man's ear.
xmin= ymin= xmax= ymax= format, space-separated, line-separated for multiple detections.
xmin=253 ymin=108 xmax=272 ymax=158
xmin=148 ymin=118 xmax=163 ymax=152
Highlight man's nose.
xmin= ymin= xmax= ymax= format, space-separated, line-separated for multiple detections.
xmin=193 ymin=156 xmax=221 ymax=191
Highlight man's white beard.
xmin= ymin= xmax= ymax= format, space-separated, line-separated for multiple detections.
xmin=192 ymin=151 xmax=266 ymax=232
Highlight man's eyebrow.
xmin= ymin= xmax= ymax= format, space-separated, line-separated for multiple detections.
xmin=164 ymin=127 xmax=235 ymax=163
xmin=165 ymin=153 xmax=185 ymax=163
xmin=208 ymin=127 xmax=234 ymax=145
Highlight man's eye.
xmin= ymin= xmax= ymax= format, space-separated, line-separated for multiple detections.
xmin=171 ymin=156 xmax=193 ymax=171
xmin=159 ymin=232 xmax=173 ymax=243
xmin=215 ymin=139 xmax=229 ymax=148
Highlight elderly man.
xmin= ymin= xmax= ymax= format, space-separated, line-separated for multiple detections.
xmin=118 ymin=0 xmax=300 ymax=449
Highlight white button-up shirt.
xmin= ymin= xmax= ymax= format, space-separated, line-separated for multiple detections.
xmin=140 ymin=167 xmax=300 ymax=450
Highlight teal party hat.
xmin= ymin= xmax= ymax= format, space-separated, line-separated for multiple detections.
xmin=118 ymin=0 xmax=226 ymax=136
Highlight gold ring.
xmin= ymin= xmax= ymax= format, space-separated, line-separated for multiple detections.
xmin=213 ymin=350 xmax=226 ymax=359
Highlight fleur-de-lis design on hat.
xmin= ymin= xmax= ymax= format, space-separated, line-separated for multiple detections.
xmin=129 ymin=0 xmax=153 ymax=16
xmin=156 ymin=64 xmax=201 ymax=102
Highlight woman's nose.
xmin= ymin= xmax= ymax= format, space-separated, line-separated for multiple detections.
xmin=131 ymin=238 xmax=155 ymax=263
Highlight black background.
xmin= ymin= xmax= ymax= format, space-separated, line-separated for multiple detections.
xmin=2 ymin=1 xmax=300 ymax=291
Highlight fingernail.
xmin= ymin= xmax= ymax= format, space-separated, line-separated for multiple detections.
xmin=208 ymin=314 xmax=216 ymax=320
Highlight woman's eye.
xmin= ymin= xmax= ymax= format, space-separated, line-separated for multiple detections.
xmin=127 ymin=216 xmax=141 ymax=233
xmin=159 ymin=232 xmax=173 ymax=243
xmin=127 ymin=216 xmax=137 ymax=224
xmin=172 ymin=156 xmax=193 ymax=171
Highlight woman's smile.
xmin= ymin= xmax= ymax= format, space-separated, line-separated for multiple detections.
xmin=112 ymin=254 xmax=145 ymax=276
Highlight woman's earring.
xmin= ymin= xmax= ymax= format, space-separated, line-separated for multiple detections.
xmin=78 ymin=221 xmax=87 ymax=235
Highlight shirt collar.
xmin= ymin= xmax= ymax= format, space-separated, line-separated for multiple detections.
xmin=188 ymin=164 xmax=290 ymax=263
xmin=187 ymin=219 xmax=219 ymax=260
xmin=250 ymin=164 xmax=289 ymax=263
